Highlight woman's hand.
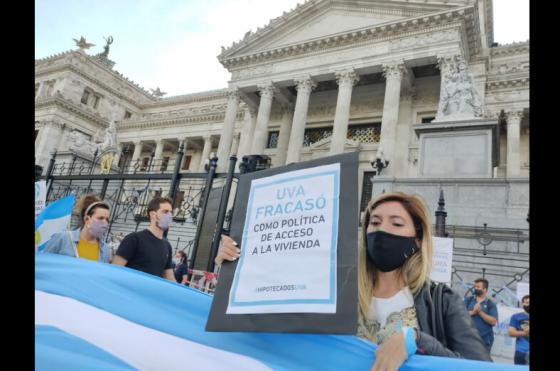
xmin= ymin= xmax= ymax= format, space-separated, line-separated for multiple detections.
xmin=370 ymin=331 xmax=410 ymax=371
xmin=214 ymin=235 xmax=240 ymax=266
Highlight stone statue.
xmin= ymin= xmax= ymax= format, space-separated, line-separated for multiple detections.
xmin=98 ymin=120 xmax=118 ymax=151
xmin=98 ymin=36 xmax=113 ymax=59
xmin=68 ymin=130 xmax=98 ymax=157
xmin=437 ymin=57 xmax=482 ymax=120
xmin=73 ymin=36 xmax=95 ymax=50
xmin=150 ymin=87 xmax=166 ymax=97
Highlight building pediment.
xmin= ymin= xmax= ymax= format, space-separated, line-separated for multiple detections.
xmin=219 ymin=3 xmax=482 ymax=71
xmin=219 ymin=0 xmax=478 ymax=67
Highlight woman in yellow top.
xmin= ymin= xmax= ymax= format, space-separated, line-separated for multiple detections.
xmin=43 ymin=193 xmax=111 ymax=263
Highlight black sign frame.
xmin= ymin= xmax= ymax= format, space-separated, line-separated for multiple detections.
xmin=206 ymin=152 xmax=359 ymax=333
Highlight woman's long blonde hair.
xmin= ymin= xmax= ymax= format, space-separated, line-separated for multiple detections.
xmin=358 ymin=192 xmax=433 ymax=319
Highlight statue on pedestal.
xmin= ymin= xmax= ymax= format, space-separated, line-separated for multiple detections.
xmin=436 ymin=57 xmax=483 ymax=120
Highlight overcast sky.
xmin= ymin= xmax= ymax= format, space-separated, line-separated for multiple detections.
xmin=36 ymin=0 xmax=529 ymax=97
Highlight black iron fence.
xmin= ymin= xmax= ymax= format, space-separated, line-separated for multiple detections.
xmin=433 ymin=190 xmax=529 ymax=307
xmin=42 ymin=147 xmax=238 ymax=279
xmin=43 ymin=151 xmax=529 ymax=302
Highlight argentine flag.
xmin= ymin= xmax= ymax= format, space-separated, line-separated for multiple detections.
xmin=35 ymin=194 xmax=75 ymax=251
xmin=35 ymin=253 xmax=528 ymax=371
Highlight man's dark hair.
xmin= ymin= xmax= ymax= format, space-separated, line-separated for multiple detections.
xmin=522 ymin=294 xmax=530 ymax=303
xmin=147 ymin=196 xmax=173 ymax=220
xmin=474 ymin=278 xmax=489 ymax=290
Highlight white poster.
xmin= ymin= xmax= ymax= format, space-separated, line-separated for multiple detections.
xmin=430 ymin=237 xmax=454 ymax=284
xmin=516 ymin=282 xmax=529 ymax=302
xmin=227 ymin=163 xmax=340 ymax=314
xmin=491 ymin=304 xmax=524 ymax=363
xmin=35 ymin=180 xmax=47 ymax=219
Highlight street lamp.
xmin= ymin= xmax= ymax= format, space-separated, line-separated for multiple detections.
xmin=371 ymin=147 xmax=389 ymax=176
xmin=239 ymin=154 xmax=271 ymax=174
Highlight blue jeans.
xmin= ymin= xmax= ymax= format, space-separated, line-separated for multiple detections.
xmin=514 ymin=351 xmax=528 ymax=365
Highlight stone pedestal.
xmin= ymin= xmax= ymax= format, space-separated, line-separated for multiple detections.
xmin=413 ymin=118 xmax=499 ymax=178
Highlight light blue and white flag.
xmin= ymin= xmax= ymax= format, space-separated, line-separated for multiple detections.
xmin=35 ymin=194 xmax=75 ymax=251
xmin=35 ymin=253 xmax=528 ymax=371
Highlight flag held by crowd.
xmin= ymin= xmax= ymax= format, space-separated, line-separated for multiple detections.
xmin=35 ymin=194 xmax=75 ymax=251
xmin=35 ymin=253 xmax=528 ymax=370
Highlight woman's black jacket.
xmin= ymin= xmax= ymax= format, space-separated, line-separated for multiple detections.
xmin=413 ymin=282 xmax=493 ymax=361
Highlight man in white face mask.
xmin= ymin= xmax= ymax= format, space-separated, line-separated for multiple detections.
xmin=112 ymin=197 xmax=175 ymax=281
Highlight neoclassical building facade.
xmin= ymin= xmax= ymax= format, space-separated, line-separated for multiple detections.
xmin=35 ymin=0 xmax=529 ymax=231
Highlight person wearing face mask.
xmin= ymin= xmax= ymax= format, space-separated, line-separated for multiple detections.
xmin=173 ymin=250 xmax=189 ymax=284
xmin=464 ymin=278 xmax=499 ymax=351
xmin=112 ymin=197 xmax=175 ymax=281
xmin=216 ymin=192 xmax=491 ymax=369
xmin=508 ymin=294 xmax=530 ymax=365
xmin=42 ymin=193 xmax=111 ymax=263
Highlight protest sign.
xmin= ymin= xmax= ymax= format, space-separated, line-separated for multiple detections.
xmin=430 ymin=237 xmax=454 ymax=284
xmin=207 ymin=152 xmax=359 ymax=333
xmin=227 ymin=163 xmax=339 ymax=314
xmin=35 ymin=180 xmax=47 ymax=218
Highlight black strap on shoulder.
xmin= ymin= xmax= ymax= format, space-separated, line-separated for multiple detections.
xmin=432 ymin=283 xmax=448 ymax=348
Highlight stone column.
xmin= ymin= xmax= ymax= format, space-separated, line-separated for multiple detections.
xmin=216 ymin=88 xmax=240 ymax=171
xmin=237 ymin=107 xmax=257 ymax=161
xmin=275 ymin=104 xmax=294 ymax=166
xmin=330 ymin=70 xmax=359 ymax=155
xmin=506 ymin=110 xmax=523 ymax=177
xmin=230 ymin=132 xmax=241 ymax=156
xmin=378 ymin=61 xmax=406 ymax=173
xmin=286 ymin=77 xmax=316 ymax=163
xmin=199 ymin=135 xmax=212 ymax=171
xmin=154 ymin=139 xmax=164 ymax=160
xmin=394 ymin=86 xmax=415 ymax=177
xmin=131 ymin=140 xmax=143 ymax=165
xmin=251 ymin=83 xmax=276 ymax=154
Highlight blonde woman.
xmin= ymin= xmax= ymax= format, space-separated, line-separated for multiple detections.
xmin=357 ymin=192 xmax=490 ymax=370
xmin=216 ymin=192 xmax=491 ymax=370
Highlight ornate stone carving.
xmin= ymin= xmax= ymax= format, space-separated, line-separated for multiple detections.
xmin=436 ymin=55 xmax=483 ymax=120
xmin=486 ymin=78 xmax=529 ymax=90
xmin=506 ymin=110 xmax=524 ymax=124
xmin=68 ymin=130 xmax=98 ymax=157
xmin=382 ymin=61 xmax=406 ymax=80
xmin=257 ymin=83 xmax=277 ymax=98
xmin=335 ymin=70 xmax=359 ymax=87
xmin=234 ymin=64 xmax=273 ymax=79
xmin=294 ymin=77 xmax=317 ymax=93
xmin=46 ymin=120 xmax=65 ymax=130
xmin=392 ymin=30 xmax=457 ymax=51
xmin=226 ymin=88 xmax=240 ymax=102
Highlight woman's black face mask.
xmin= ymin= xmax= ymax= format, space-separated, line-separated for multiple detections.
xmin=366 ymin=230 xmax=418 ymax=272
